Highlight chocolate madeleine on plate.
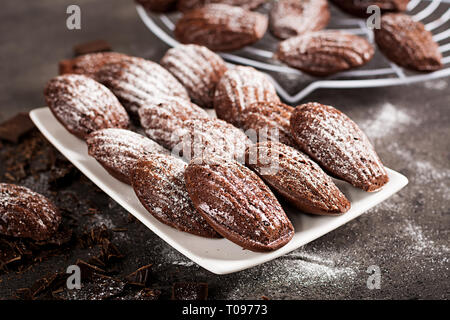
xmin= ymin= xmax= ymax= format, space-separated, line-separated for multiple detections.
xmin=132 ymin=154 xmax=220 ymax=238
xmin=96 ymin=58 xmax=189 ymax=114
xmin=184 ymin=156 xmax=294 ymax=252
xmin=138 ymin=96 xmax=209 ymax=151
xmin=240 ymin=101 xmax=296 ymax=147
xmin=290 ymin=102 xmax=389 ymax=192
xmin=44 ymin=74 xmax=129 ymax=139
xmin=87 ymin=128 xmax=168 ymax=184
xmin=175 ymin=118 xmax=252 ymax=162
xmin=246 ymin=141 xmax=351 ymax=215
xmin=160 ymin=44 xmax=227 ymax=108
xmin=0 ymin=183 xmax=61 ymax=241
xmin=59 ymin=52 xmax=134 ymax=80
xmin=214 ymin=66 xmax=280 ymax=127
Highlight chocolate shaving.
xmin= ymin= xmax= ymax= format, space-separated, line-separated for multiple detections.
xmin=14 ymin=273 xmax=68 ymax=300
xmin=76 ymin=259 xmax=106 ymax=281
xmin=78 ymin=225 xmax=110 ymax=248
xmin=126 ymin=264 xmax=153 ymax=287
xmin=0 ymin=226 xmax=71 ymax=274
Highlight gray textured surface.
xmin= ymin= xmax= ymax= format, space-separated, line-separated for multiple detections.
xmin=0 ymin=0 xmax=449 ymax=299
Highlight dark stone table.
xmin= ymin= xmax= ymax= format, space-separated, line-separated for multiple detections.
xmin=0 ymin=0 xmax=448 ymax=300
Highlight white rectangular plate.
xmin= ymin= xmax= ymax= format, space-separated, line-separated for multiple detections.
xmin=30 ymin=107 xmax=408 ymax=275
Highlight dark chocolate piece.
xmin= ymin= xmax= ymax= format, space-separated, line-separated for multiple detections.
xmin=0 ymin=113 xmax=35 ymax=143
xmin=73 ymin=40 xmax=112 ymax=56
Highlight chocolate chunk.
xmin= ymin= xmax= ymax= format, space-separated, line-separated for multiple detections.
xmin=0 ymin=113 xmax=35 ymax=143
xmin=0 ymin=238 xmax=23 ymax=268
xmin=78 ymin=225 xmax=110 ymax=248
xmin=172 ymin=282 xmax=208 ymax=300
xmin=76 ymin=259 xmax=106 ymax=281
xmin=15 ymin=273 xmax=67 ymax=300
xmin=126 ymin=264 xmax=153 ymax=287
xmin=73 ymin=40 xmax=112 ymax=56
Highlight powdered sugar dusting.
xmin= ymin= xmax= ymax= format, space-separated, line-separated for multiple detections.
xmin=387 ymin=142 xmax=450 ymax=201
xmin=424 ymin=80 xmax=448 ymax=90
xmin=240 ymin=101 xmax=296 ymax=147
xmin=60 ymin=52 xmax=133 ymax=79
xmin=360 ymin=103 xmax=418 ymax=139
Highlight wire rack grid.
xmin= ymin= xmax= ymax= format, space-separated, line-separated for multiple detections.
xmin=136 ymin=0 xmax=450 ymax=103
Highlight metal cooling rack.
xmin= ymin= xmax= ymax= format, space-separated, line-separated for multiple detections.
xmin=136 ymin=0 xmax=450 ymax=103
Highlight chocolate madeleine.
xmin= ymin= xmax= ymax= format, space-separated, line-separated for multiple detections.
xmin=174 ymin=4 xmax=268 ymax=52
xmin=0 ymin=183 xmax=61 ymax=241
xmin=330 ymin=0 xmax=409 ymax=17
xmin=160 ymin=44 xmax=228 ymax=108
xmin=290 ymin=102 xmax=389 ymax=191
xmin=177 ymin=0 xmax=266 ymax=12
xmin=136 ymin=0 xmax=178 ymax=12
xmin=176 ymin=118 xmax=252 ymax=162
xmin=96 ymin=58 xmax=189 ymax=114
xmin=44 ymin=74 xmax=129 ymax=139
xmin=246 ymin=141 xmax=351 ymax=215
xmin=138 ymin=96 xmax=210 ymax=151
xmin=132 ymin=154 xmax=220 ymax=238
xmin=270 ymin=0 xmax=330 ymax=39
xmin=276 ymin=31 xmax=374 ymax=76
xmin=240 ymin=101 xmax=296 ymax=147
xmin=374 ymin=13 xmax=442 ymax=72
xmin=87 ymin=128 xmax=168 ymax=184
xmin=59 ymin=52 xmax=135 ymax=80
xmin=184 ymin=156 xmax=294 ymax=252
xmin=214 ymin=66 xmax=280 ymax=127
